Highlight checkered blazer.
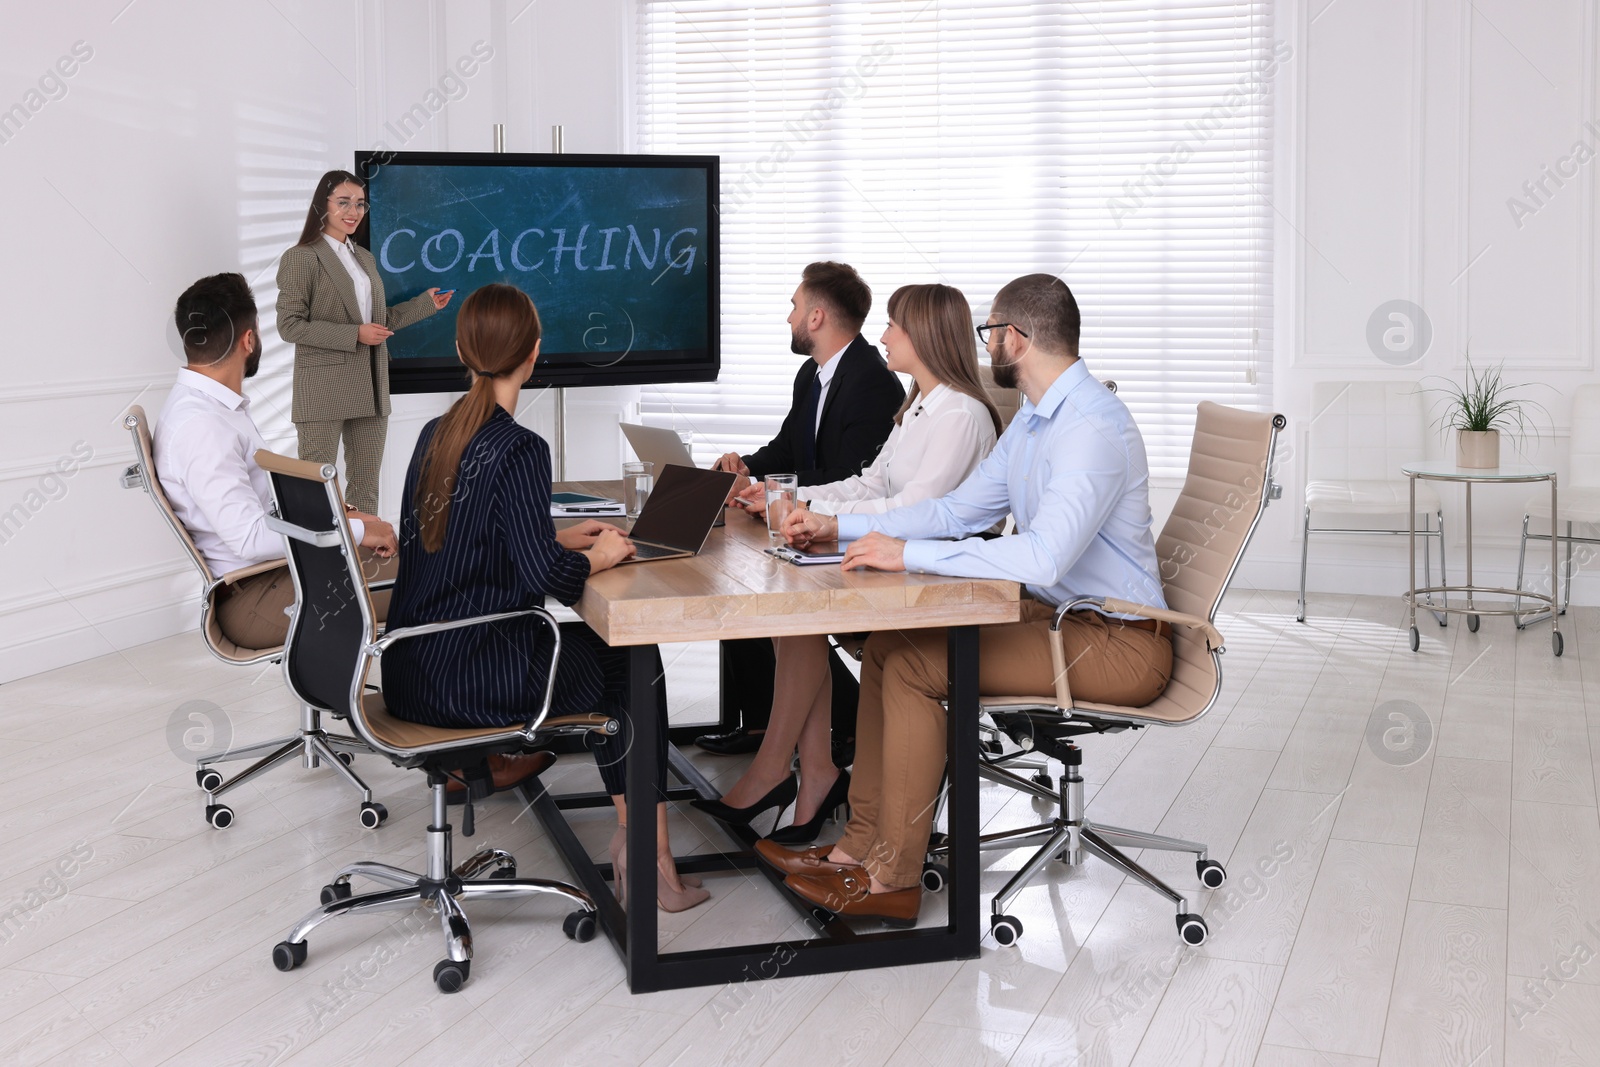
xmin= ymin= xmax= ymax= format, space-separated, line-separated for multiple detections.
xmin=276 ymin=239 xmax=438 ymax=423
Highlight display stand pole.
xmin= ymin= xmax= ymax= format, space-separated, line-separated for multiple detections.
xmin=550 ymin=124 xmax=566 ymax=481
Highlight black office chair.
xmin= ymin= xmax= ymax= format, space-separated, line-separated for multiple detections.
xmin=256 ymin=449 xmax=609 ymax=993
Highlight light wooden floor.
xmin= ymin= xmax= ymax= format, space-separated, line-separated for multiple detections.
xmin=1 ymin=589 xmax=1595 ymax=1066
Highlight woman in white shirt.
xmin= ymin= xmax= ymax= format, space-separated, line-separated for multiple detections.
xmin=276 ymin=170 xmax=451 ymax=513
xmin=693 ymin=284 xmax=1002 ymax=842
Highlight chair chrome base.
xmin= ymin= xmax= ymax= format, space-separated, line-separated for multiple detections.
xmin=271 ymin=781 xmax=597 ymax=993
xmin=935 ymin=745 xmax=1220 ymax=947
xmin=194 ymin=702 xmax=378 ymax=829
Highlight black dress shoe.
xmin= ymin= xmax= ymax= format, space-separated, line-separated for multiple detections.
xmin=694 ymin=728 xmax=764 ymax=756
xmin=690 ymin=775 xmax=797 ymax=827
xmin=768 ymin=769 xmax=851 ymax=845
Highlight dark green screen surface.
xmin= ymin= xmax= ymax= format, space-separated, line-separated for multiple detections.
xmin=365 ymin=162 xmax=710 ymax=366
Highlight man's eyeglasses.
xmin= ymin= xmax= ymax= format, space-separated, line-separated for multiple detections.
xmin=976 ymin=322 xmax=1029 ymax=344
xmin=331 ymin=197 xmax=369 ymax=214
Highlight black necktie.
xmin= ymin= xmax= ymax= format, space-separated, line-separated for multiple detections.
xmin=799 ymin=374 xmax=822 ymax=471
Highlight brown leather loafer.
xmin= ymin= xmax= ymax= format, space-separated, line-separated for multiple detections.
xmin=784 ymin=868 xmax=922 ymax=928
xmin=446 ymin=750 xmax=556 ymax=803
xmin=754 ymin=839 xmax=863 ymax=878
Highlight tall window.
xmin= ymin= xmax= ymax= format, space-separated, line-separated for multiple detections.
xmin=637 ymin=1 xmax=1276 ymax=478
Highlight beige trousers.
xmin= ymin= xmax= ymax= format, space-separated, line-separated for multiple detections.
xmin=836 ymin=600 xmax=1174 ymax=889
xmin=215 ymin=551 xmax=397 ymax=650
xmin=296 ymin=415 xmax=389 ymax=515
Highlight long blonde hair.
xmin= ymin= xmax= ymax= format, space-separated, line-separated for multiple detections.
xmin=887 ymin=284 xmax=1002 ymax=435
xmin=414 ymin=284 xmax=542 ymax=552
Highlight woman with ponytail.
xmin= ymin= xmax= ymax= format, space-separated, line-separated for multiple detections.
xmin=384 ymin=283 xmax=708 ymax=913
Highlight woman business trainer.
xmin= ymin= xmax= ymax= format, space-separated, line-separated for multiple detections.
xmin=276 ymin=169 xmax=451 ymax=514
xmin=695 ymin=283 xmax=1002 ymax=842
xmin=383 ymin=282 xmax=709 ymax=914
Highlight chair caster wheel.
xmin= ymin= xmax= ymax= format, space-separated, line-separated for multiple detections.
xmin=205 ymin=804 xmax=234 ymax=829
xmin=272 ymin=940 xmax=307 ymax=971
xmin=926 ymin=831 xmax=948 ymax=853
xmin=991 ymin=915 xmax=1023 ymax=946
xmin=337 ymin=751 xmax=355 ymax=766
xmin=433 ymin=958 xmax=470 ymax=993
xmin=1197 ymin=859 xmax=1226 ymax=889
xmin=1031 ymin=770 xmax=1054 ymax=791
xmin=1408 ymin=626 xmax=1420 ymax=652
xmin=1177 ymin=913 xmax=1208 ymax=945
xmin=359 ymin=802 xmax=387 ymax=829
xmin=319 ymin=881 xmax=353 ymax=906
xmin=1554 ymin=631 xmax=1564 ymax=657
xmin=196 ymin=767 xmax=224 ymax=792
xmin=563 ymin=910 xmax=596 ymax=942
xmin=1467 ymin=614 xmax=1480 ymax=633
xmin=920 ymin=863 xmax=948 ymax=894
xmin=490 ymin=865 xmax=518 ymax=880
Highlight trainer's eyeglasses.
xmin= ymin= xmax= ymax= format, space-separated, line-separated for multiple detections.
xmin=976 ymin=322 xmax=1030 ymax=344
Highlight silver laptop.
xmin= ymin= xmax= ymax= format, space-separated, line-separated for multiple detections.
xmin=620 ymin=423 xmax=695 ymax=471
xmin=621 ymin=422 xmax=728 ymax=527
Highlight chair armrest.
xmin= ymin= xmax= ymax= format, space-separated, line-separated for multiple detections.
xmin=367 ymin=577 xmax=396 ymax=592
xmin=265 ymin=515 xmax=341 ymax=548
xmin=1057 ymin=596 xmax=1225 ymax=652
xmin=218 ymin=559 xmax=288 ymax=586
xmin=368 ymin=607 xmax=565 ymax=741
xmin=367 ymin=607 xmax=553 ymax=656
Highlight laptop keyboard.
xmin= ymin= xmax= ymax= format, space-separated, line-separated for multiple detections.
xmin=631 ymin=542 xmax=683 ymax=560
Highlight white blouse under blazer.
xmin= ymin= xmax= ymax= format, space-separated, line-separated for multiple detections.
xmin=800 ymin=383 xmax=997 ymax=516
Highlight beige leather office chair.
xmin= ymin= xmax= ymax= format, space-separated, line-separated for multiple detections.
xmin=1515 ymin=383 xmax=1600 ymax=632
xmin=931 ymin=402 xmax=1284 ymax=947
xmin=1300 ymin=381 xmax=1446 ymax=623
xmin=256 ymin=451 xmax=608 ymax=993
xmin=121 ymin=406 xmax=379 ymax=829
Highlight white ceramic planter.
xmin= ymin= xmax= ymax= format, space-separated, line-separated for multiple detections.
xmin=1456 ymin=429 xmax=1500 ymax=469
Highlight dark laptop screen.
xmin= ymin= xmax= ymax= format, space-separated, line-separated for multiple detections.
xmin=627 ymin=465 xmax=736 ymax=551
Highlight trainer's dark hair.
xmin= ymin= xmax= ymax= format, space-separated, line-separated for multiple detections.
xmin=799 ymin=261 xmax=872 ymax=334
xmin=991 ymin=274 xmax=1081 ymax=358
xmin=174 ymin=273 xmax=258 ymax=365
xmin=296 ymin=169 xmax=369 ymax=246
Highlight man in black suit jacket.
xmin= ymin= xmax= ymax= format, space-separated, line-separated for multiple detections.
xmin=714 ymin=261 xmax=905 ymax=488
xmin=702 ymin=262 xmax=904 ymax=757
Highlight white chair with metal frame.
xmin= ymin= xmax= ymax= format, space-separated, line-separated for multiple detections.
xmin=1516 ymin=383 xmax=1600 ymax=625
xmin=1299 ymin=381 xmax=1447 ymax=624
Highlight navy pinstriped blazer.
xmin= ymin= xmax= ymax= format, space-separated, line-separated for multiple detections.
xmin=384 ymin=408 xmax=604 ymax=728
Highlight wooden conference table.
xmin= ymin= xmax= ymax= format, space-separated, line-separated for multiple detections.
xmin=522 ymin=481 xmax=1023 ymax=993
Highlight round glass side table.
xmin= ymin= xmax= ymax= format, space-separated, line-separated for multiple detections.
xmin=1399 ymin=462 xmax=1562 ymax=656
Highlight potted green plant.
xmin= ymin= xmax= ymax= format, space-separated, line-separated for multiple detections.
xmin=1426 ymin=359 xmax=1547 ymax=469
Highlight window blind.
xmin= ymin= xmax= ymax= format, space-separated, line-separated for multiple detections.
xmin=636 ymin=0 xmax=1276 ymax=479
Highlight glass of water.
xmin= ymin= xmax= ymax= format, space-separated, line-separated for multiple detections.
xmin=765 ymin=473 xmax=799 ymax=543
xmin=623 ymin=461 xmax=654 ymax=520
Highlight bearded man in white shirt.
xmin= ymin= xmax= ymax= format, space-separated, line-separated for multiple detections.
xmin=155 ymin=273 xmax=398 ymax=650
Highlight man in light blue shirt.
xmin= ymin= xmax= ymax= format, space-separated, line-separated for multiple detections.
xmin=767 ymin=274 xmax=1173 ymax=923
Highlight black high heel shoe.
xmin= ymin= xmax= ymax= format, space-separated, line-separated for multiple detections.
xmin=768 ymin=769 xmax=852 ymax=845
xmin=690 ymin=775 xmax=797 ymax=827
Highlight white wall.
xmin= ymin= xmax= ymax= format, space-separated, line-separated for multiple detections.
xmin=1251 ymin=0 xmax=1599 ymax=610
xmin=0 ymin=0 xmax=630 ymax=683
